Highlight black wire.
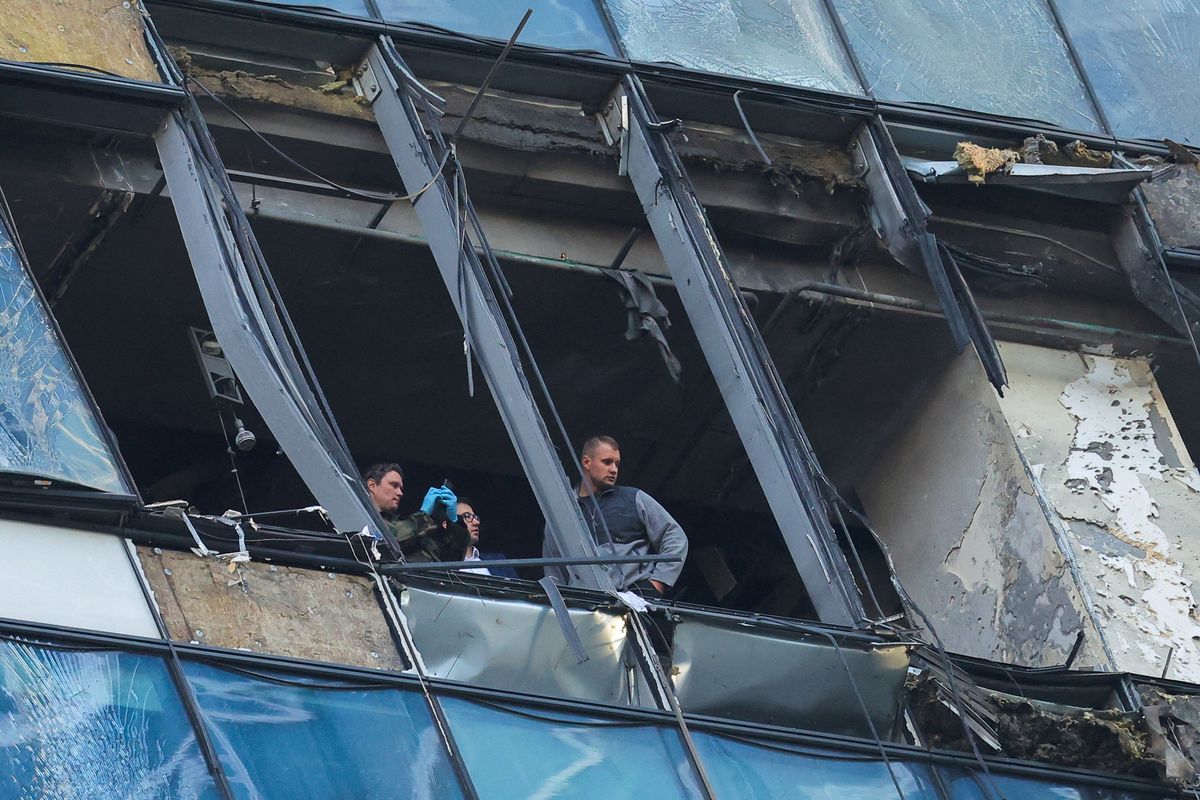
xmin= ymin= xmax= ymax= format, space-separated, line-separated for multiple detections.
xmin=182 ymin=656 xmax=391 ymax=692
xmin=0 ymin=631 xmax=125 ymax=652
xmin=186 ymin=76 xmax=399 ymax=203
xmin=732 ymin=89 xmax=772 ymax=167
xmin=461 ymin=696 xmax=665 ymax=728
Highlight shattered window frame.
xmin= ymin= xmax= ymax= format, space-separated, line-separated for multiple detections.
xmin=0 ymin=209 xmax=135 ymax=495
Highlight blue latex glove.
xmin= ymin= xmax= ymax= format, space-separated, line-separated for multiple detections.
xmin=419 ymin=486 xmax=459 ymax=521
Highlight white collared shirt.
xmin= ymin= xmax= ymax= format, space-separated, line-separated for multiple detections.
xmin=460 ymin=546 xmax=492 ymax=575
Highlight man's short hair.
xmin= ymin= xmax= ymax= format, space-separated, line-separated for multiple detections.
xmin=580 ymin=435 xmax=619 ymax=458
xmin=363 ymin=462 xmax=403 ymax=484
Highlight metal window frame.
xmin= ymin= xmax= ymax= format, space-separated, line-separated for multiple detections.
xmin=604 ymin=75 xmax=867 ymax=627
xmin=0 ymin=614 xmax=1175 ymax=798
xmin=361 ymin=38 xmax=615 ymax=591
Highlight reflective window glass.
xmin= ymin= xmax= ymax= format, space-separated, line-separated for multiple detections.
xmin=605 ymin=0 xmax=862 ymax=94
xmin=439 ymin=696 xmax=702 ymax=798
xmin=0 ymin=640 xmax=217 ymax=799
xmin=0 ymin=214 xmax=128 ymax=492
xmin=693 ymin=731 xmax=942 ymax=799
xmin=829 ymin=0 xmax=1102 ymax=131
xmin=376 ymin=0 xmax=617 ymax=55
xmin=183 ymin=661 xmax=464 ymax=800
xmin=938 ymin=767 xmax=1168 ymax=799
xmin=1053 ymin=0 xmax=1200 ymax=143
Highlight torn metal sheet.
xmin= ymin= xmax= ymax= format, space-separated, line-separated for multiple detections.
xmin=138 ymin=546 xmax=405 ymax=670
xmin=399 ymin=584 xmax=646 ymax=707
xmin=671 ymin=614 xmax=911 ymax=738
xmin=904 ymin=158 xmax=1153 ymax=203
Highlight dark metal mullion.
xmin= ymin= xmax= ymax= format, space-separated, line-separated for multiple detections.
xmin=360 ymin=0 xmax=384 ymax=22
xmin=589 ymin=0 xmax=631 ymax=63
xmin=812 ymin=0 xmax=873 ymax=99
xmin=1039 ymin=0 xmax=1117 ymax=141
xmin=117 ymin=538 xmax=237 ymax=800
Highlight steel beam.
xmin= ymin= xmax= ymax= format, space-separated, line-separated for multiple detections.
xmin=362 ymin=41 xmax=613 ymax=591
xmin=608 ymin=78 xmax=865 ymax=626
xmin=155 ymin=113 xmax=383 ymax=539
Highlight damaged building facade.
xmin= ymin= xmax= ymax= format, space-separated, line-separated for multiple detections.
xmin=3 ymin=0 xmax=1200 ymax=797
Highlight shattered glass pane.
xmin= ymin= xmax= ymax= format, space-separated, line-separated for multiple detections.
xmin=0 ymin=218 xmax=127 ymax=492
xmin=440 ymin=696 xmax=703 ymax=798
xmin=829 ymin=0 xmax=1103 ymax=131
xmin=605 ymin=0 xmax=863 ymax=94
xmin=182 ymin=661 xmax=465 ymax=799
xmin=693 ymin=731 xmax=943 ymax=798
xmin=1054 ymin=0 xmax=1200 ymax=143
xmin=375 ymin=0 xmax=617 ymax=55
xmin=0 ymin=639 xmax=218 ymax=799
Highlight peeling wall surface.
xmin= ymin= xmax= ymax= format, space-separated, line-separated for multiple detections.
xmin=859 ymin=349 xmax=1098 ymax=667
xmin=0 ymin=521 xmax=158 ymax=637
xmin=138 ymin=547 xmax=404 ymax=670
xmin=0 ymin=0 xmax=161 ymax=83
xmin=997 ymin=342 xmax=1200 ymax=681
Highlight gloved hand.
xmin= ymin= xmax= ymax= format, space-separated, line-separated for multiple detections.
xmin=419 ymin=486 xmax=459 ymax=521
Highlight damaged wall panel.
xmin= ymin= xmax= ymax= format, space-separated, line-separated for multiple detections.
xmin=0 ymin=0 xmax=161 ymax=83
xmin=859 ymin=349 xmax=1102 ymax=668
xmin=137 ymin=547 xmax=403 ymax=670
xmin=996 ymin=341 xmax=1200 ymax=681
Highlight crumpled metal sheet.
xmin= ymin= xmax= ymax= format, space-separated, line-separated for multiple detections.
xmin=1054 ymin=0 xmax=1200 ymax=144
xmin=671 ymin=614 xmax=911 ymax=738
xmin=0 ymin=219 xmax=126 ymax=492
xmin=829 ymin=0 xmax=1102 ymax=132
xmin=399 ymin=585 xmax=649 ymax=707
xmin=606 ymin=0 xmax=863 ymax=94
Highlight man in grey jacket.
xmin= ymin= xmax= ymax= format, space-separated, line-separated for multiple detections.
xmin=544 ymin=435 xmax=688 ymax=595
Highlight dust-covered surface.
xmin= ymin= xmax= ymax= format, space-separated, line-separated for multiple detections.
xmin=1141 ymin=165 xmax=1200 ymax=251
xmin=1140 ymin=685 xmax=1200 ymax=784
xmin=859 ymin=350 xmax=1098 ymax=668
xmin=171 ymin=47 xmax=374 ymax=121
xmin=909 ymin=672 xmax=1163 ymax=779
xmin=954 ymin=142 xmax=1020 ymax=185
xmin=0 ymin=0 xmax=160 ymax=83
xmin=998 ymin=342 xmax=1200 ymax=681
xmin=138 ymin=546 xmax=404 ymax=670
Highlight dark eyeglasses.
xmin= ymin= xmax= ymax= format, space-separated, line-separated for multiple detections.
xmin=460 ymin=513 xmax=480 ymax=522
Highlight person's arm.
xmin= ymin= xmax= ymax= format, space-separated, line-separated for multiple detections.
xmin=635 ymin=490 xmax=688 ymax=590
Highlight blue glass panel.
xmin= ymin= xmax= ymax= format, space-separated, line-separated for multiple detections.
xmin=440 ymin=696 xmax=702 ymax=799
xmin=1053 ymin=0 xmax=1200 ymax=143
xmin=693 ymin=731 xmax=942 ymax=799
xmin=183 ymin=661 xmax=464 ymax=799
xmin=0 ymin=215 xmax=127 ymax=492
xmin=375 ymin=0 xmax=617 ymax=55
xmin=606 ymin=0 xmax=862 ymax=94
xmin=829 ymin=0 xmax=1102 ymax=131
xmin=0 ymin=639 xmax=218 ymax=799
xmin=939 ymin=767 xmax=1168 ymax=800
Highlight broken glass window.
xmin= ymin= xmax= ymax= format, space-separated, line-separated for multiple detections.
xmin=693 ymin=731 xmax=942 ymax=798
xmin=440 ymin=696 xmax=703 ymax=798
xmin=1053 ymin=0 xmax=1200 ymax=143
xmin=0 ymin=639 xmax=218 ymax=799
xmin=938 ymin=767 xmax=1166 ymax=799
xmin=604 ymin=0 xmax=863 ymax=94
xmin=828 ymin=0 xmax=1103 ymax=132
xmin=0 ymin=216 xmax=127 ymax=492
xmin=374 ymin=0 xmax=617 ymax=55
xmin=182 ymin=661 xmax=465 ymax=799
